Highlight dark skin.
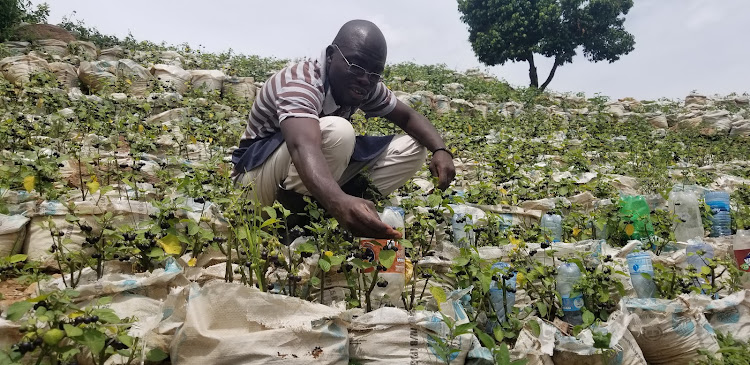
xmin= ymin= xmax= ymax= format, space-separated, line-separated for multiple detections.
xmin=280 ymin=22 xmax=455 ymax=239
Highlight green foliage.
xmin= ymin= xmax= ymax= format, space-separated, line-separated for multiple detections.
xmin=457 ymin=0 xmax=635 ymax=90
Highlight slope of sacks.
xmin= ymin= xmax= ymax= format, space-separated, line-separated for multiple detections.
xmin=0 ymin=214 xmax=29 ymax=256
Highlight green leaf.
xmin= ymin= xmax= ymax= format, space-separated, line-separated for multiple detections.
xmin=427 ymin=194 xmax=442 ymax=207
xmin=398 ymin=238 xmax=413 ymax=248
xmin=494 ymin=325 xmax=505 ymax=342
xmin=8 ymin=254 xmax=27 ymax=263
xmin=118 ymin=334 xmax=134 ymax=348
xmin=310 ymin=276 xmax=320 ymax=286
xmin=96 ymin=297 xmax=112 ymax=306
xmin=455 ymin=322 xmax=476 ymax=335
xmin=146 ymin=348 xmax=169 ymax=362
xmin=528 ymin=320 xmax=541 ymax=337
xmin=430 ymin=287 xmax=447 ymax=305
xmin=92 ymin=308 xmax=121 ymax=324
xmin=297 ymin=242 xmax=316 ymax=253
xmin=496 ymin=342 xmax=512 ymax=364
xmin=262 ymin=206 xmax=276 ymax=220
xmin=700 ymin=266 xmax=711 ymax=275
xmin=63 ymin=324 xmax=83 ymax=337
xmin=187 ymin=221 xmax=199 ymax=236
xmin=477 ymin=331 xmax=496 ymax=349
xmin=536 ymin=302 xmax=548 ymax=318
xmin=582 ymin=310 xmax=595 ymax=326
xmin=329 ymin=255 xmax=345 ymax=266
xmin=74 ymin=328 xmax=106 ymax=354
xmin=318 ymin=257 xmax=331 ymax=272
xmin=147 ymin=247 xmax=165 ymax=258
xmin=5 ymin=301 xmax=33 ymax=321
xmin=379 ymin=249 xmax=396 ymax=269
xmin=260 ymin=218 xmax=279 ymax=229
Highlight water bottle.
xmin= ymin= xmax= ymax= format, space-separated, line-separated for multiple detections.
xmin=556 ymin=263 xmax=583 ymax=325
xmin=626 ymin=251 xmax=656 ymax=298
xmin=489 ymin=262 xmax=516 ymax=323
xmin=705 ymin=191 xmax=731 ymax=237
xmin=733 ymin=230 xmax=750 ymax=273
xmin=452 ymin=212 xmax=470 ymax=247
xmin=540 ymin=213 xmax=562 ymax=242
xmin=361 ymin=206 xmax=406 ymax=306
xmin=668 ymin=190 xmax=704 ymax=242
xmin=619 ymin=195 xmax=655 ymax=241
xmin=686 ymin=238 xmax=714 ymax=292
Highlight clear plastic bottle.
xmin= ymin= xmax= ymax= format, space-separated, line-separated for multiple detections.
xmin=541 ymin=213 xmax=562 ymax=243
xmin=556 ymin=263 xmax=583 ymax=325
xmin=626 ymin=251 xmax=656 ymax=298
xmin=361 ymin=206 xmax=406 ymax=306
xmin=705 ymin=191 xmax=732 ymax=237
xmin=686 ymin=238 xmax=715 ymax=292
xmin=668 ymin=190 xmax=704 ymax=242
xmin=489 ymin=262 xmax=516 ymax=323
xmin=452 ymin=212 xmax=470 ymax=247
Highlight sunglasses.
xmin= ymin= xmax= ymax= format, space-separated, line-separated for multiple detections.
xmin=332 ymin=44 xmax=384 ymax=83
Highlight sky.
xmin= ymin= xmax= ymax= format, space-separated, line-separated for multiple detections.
xmin=33 ymin=0 xmax=750 ymax=101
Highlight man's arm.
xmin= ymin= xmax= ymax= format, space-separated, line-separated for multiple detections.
xmin=280 ymin=117 xmax=401 ymax=239
xmin=383 ymin=100 xmax=456 ymax=190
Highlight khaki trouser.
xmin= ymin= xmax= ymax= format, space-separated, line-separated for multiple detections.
xmin=234 ymin=116 xmax=427 ymax=206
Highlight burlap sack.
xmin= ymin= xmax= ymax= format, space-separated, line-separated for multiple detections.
xmin=222 ymin=76 xmax=257 ymax=100
xmin=151 ymin=64 xmax=191 ymax=95
xmin=24 ymin=199 xmax=107 ymax=262
xmin=624 ymin=297 xmax=720 ymax=365
xmin=706 ymin=290 xmax=750 ymax=342
xmin=0 ymin=54 xmax=50 ymax=85
xmin=115 ymin=59 xmax=152 ymax=96
xmin=189 ymin=70 xmax=225 ymax=92
xmin=34 ymin=39 xmax=69 ymax=56
xmin=78 ymin=60 xmax=117 ymax=93
xmin=552 ymin=311 xmax=647 ymax=365
xmin=68 ymin=40 xmax=98 ymax=60
xmin=0 ymin=214 xmax=29 ymax=256
xmin=171 ymin=281 xmax=348 ymax=364
xmin=49 ymin=62 xmax=79 ymax=89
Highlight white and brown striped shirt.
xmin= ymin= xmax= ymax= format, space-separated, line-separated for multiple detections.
xmin=240 ymin=49 xmax=397 ymax=142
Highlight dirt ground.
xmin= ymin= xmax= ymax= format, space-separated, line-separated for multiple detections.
xmin=0 ymin=278 xmax=35 ymax=312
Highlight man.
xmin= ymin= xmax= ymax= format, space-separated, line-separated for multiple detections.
xmin=232 ymin=20 xmax=455 ymax=239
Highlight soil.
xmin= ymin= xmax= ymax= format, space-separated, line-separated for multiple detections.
xmin=0 ymin=278 xmax=35 ymax=311
xmin=12 ymin=24 xmax=76 ymax=43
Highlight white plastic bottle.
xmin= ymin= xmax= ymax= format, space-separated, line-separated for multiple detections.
xmin=541 ymin=213 xmax=562 ymax=242
xmin=361 ymin=206 xmax=406 ymax=307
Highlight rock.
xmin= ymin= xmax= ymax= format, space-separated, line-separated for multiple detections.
xmin=685 ymin=92 xmax=708 ymax=106
xmin=13 ymin=24 xmax=75 ymax=42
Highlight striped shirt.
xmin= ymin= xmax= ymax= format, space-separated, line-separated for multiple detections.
xmin=240 ymin=49 xmax=397 ymax=142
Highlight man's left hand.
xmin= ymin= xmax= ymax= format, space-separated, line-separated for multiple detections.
xmin=429 ymin=149 xmax=456 ymax=190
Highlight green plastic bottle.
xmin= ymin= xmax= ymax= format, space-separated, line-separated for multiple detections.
xmin=619 ymin=195 xmax=655 ymax=244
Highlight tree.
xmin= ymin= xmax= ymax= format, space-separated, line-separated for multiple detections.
xmin=0 ymin=0 xmax=49 ymax=41
xmin=457 ymin=0 xmax=635 ymax=91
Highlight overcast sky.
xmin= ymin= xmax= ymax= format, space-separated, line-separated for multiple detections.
xmin=34 ymin=0 xmax=750 ymax=101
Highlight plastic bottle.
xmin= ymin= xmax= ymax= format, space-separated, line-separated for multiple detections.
xmin=361 ymin=206 xmax=406 ymax=306
xmin=619 ymin=195 xmax=655 ymax=241
xmin=668 ymin=190 xmax=704 ymax=242
xmin=540 ymin=213 xmax=562 ymax=243
xmin=686 ymin=238 xmax=715 ymax=292
xmin=556 ymin=263 xmax=583 ymax=325
xmin=733 ymin=230 xmax=750 ymax=272
xmin=452 ymin=212 xmax=470 ymax=247
xmin=705 ymin=191 xmax=732 ymax=237
xmin=489 ymin=262 xmax=516 ymax=323
xmin=626 ymin=251 xmax=656 ymax=298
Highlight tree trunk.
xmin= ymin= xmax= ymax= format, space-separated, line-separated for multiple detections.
xmin=540 ymin=57 xmax=560 ymax=91
xmin=527 ymin=53 xmax=539 ymax=88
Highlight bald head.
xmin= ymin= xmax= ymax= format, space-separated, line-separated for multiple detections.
xmin=332 ymin=20 xmax=387 ymax=60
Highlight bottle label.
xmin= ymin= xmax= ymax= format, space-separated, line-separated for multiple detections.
xmin=360 ymin=239 xmax=405 ymax=274
xmin=562 ymin=295 xmax=584 ymax=312
xmin=628 ymin=256 xmax=654 ymax=275
xmin=735 ymin=249 xmax=750 ymax=272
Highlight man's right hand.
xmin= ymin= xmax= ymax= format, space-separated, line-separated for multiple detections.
xmin=328 ymin=194 xmax=402 ymax=240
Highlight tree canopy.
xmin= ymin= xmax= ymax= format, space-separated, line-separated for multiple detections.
xmin=457 ymin=0 xmax=636 ymax=91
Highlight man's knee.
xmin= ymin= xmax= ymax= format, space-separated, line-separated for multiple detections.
xmin=320 ymin=116 xmax=355 ymax=152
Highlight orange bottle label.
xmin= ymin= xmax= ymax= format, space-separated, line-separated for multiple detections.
xmin=360 ymin=238 xmax=405 ymax=273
